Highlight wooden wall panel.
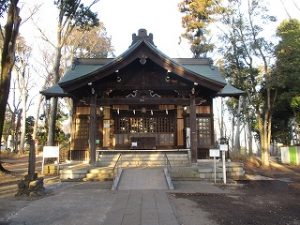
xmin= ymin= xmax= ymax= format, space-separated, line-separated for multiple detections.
xmin=177 ymin=107 xmax=184 ymax=146
xmin=196 ymin=105 xmax=211 ymax=114
xmin=76 ymin=107 xmax=90 ymax=115
xmin=158 ymin=105 xmax=175 ymax=110
xmin=103 ymin=107 xmax=111 ymax=147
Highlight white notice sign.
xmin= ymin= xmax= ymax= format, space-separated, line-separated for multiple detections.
xmin=220 ymin=144 xmax=228 ymax=151
xmin=43 ymin=146 xmax=59 ymax=158
xmin=42 ymin=146 xmax=60 ymax=175
xmin=209 ymin=149 xmax=220 ymax=157
xmin=131 ymin=142 xmax=137 ymax=147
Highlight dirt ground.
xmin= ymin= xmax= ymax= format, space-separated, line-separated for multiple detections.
xmin=171 ymin=161 xmax=300 ymax=225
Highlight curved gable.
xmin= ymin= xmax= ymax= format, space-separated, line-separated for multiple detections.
xmin=59 ymin=30 xmax=226 ymax=92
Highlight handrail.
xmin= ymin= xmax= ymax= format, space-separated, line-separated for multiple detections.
xmin=112 ymin=153 xmax=122 ymax=176
xmin=164 ymin=153 xmax=172 ymax=171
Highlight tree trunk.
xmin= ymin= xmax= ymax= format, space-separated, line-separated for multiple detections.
xmin=231 ymin=116 xmax=235 ymax=151
xmin=47 ymin=39 xmax=62 ymax=146
xmin=258 ymin=115 xmax=270 ymax=167
xmin=234 ymin=96 xmax=242 ymax=153
xmin=0 ymin=0 xmax=21 ymax=145
xmin=32 ymin=94 xmax=43 ymax=141
xmin=19 ymin=90 xmax=27 ymax=153
xmin=0 ymin=1 xmax=21 ymax=172
xmin=47 ymin=97 xmax=58 ymax=146
xmin=247 ymin=121 xmax=253 ymax=154
xmin=220 ymin=97 xmax=224 ymax=138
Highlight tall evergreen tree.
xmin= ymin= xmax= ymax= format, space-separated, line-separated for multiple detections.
xmin=47 ymin=0 xmax=99 ymax=145
xmin=273 ymin=19 xmax=300 ymax=144
xmin=179 ymin=0 xmax=226 ymax=58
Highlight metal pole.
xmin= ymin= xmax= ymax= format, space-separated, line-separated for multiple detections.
xmin=222 ymin=150 xmax=226 ymax=184
xmin=214 ymin=156 xmax=216 ymax=184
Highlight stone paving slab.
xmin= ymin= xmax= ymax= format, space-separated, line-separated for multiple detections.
xmin=118 ymin=168 xmax=168 ymax=190
xmin=103 ymin=190 xmax=179 ymax=225
xmin=5 ymin=182 xmax=115 ymax=225
xmin=1 ymin=180 xmax=227 ymax=225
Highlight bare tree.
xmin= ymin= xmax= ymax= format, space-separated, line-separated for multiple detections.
xmin=14 ymin=37 xmax=33 ymax=153
xmin=7 ymin=80 xmax=21 ymax=152
xmin=32 ymin=50 xmax=53 ymax=144
xmin=0 ymin=0 xmax=21 ymax=173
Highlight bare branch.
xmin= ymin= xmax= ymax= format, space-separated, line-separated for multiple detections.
xmin=21 ymin=4 xmax=42 ymax=25
xmin=31 ymin=18 xmax=56 ymax=48
xmin=26 ymin=96 xmax=35 ymax=112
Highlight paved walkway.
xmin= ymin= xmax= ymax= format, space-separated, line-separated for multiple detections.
xmin=103 ymin=190 xmax=178 ymax=225
xmin=1 ymin=179 xmax=227 ymax=225
xmin=118 ymin=168 xmax=168 ymax=190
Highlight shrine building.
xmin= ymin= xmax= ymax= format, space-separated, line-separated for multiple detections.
xmin=41 ymin=29 xmax=243 ymax=165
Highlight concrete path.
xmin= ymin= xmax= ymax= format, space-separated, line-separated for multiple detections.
xmin=1 ymin=180 xmax=227 ymax=225
xmin=103 ymin=190 xmax=179 ymax=225
xmin=118 ymin=168 xmax=168 ymax=190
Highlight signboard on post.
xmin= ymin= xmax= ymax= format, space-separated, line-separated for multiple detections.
xmin=42 ymin=146 xmax=60 ymax=175
xmin=209 ymin=149 xmax=220 ymax=184
xmin=219 ymin=144 xmax=228 ymax=184
xmin=209 ymin=149 xmax=220 ymax=157
xmin=220 ymin=144 xmax=228 ymax=151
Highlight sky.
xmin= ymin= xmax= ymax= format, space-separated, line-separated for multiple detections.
xmin=15 ymin=0 xmax=300 ymax=118
xmin=20 ymin=0 xmax=300 ymax=58
xmin=98 ymin=0 xmax=300 ymax=57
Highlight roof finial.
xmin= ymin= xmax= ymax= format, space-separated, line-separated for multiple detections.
xmin=131 ymin=29 xmax=156 ymax=46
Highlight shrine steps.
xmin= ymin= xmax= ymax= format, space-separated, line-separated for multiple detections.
xmin=96 ymin=151 xmax=191 ymax=168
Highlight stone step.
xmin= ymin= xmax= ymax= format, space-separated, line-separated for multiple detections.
xmin=99 ymin=153 xmax=189 ymax=158
xmin=85 ymin=167 xmax=114 ymax=181
xmin=97 ymin=160 xmax=190 ymax=167
xmin=60 ymin=168 xmax=89 ymax=180
xmin=97 ymin=152 xmax=190 ymax=168
xmin=171 ymin=164 xmax=245 ymax=181
xmin=89 ymin=167 xmax=114 ymax=174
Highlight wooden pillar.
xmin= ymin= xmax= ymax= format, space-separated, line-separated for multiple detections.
xmin=70 ymin=102 xmax=76 ymax=160
xmin=177 ymin=106 xmax=184 ymax=147
xmin=190 ymin=94 xmax=198 ymax=163
xmin=89 ymin=94 xmax=97 ymax=164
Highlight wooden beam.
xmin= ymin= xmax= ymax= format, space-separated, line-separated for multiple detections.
xmin=97 ymin=97 xmax=207 ymax=106
xmin=89 ymin=94 xmax=97 ymax=164
xmin=190 ymin=94 xmax=198 ymax=163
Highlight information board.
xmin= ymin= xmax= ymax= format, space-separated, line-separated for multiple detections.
xmin=42 ymin=146 xmax=60 ymax=175
xmin=209 ymin=149 xmax=220 ymax=157
xmin=220 ymin=144 xmax=228 ymax=151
